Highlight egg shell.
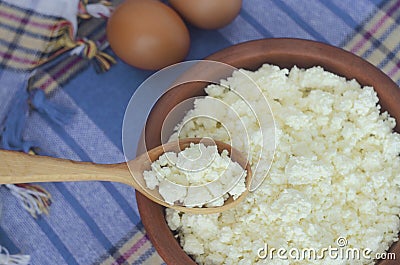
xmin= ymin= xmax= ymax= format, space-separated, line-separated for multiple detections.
xmin=107 ymin=0 xmax=190 ymax=70
xmin=169 ymin=0 xmax=242 ymax=30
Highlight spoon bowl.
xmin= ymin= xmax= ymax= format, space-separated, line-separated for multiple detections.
xmin=0 ymin=137 xmax=251 ymax=214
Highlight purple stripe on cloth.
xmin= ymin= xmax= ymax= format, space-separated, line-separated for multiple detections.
xmin=111 ymin=236 xmax=147 ymax=265
xmin=0 ymin=50 xmax=36 ymax=64
xmin=0 ymin=9 xmax=56 ymax=30
xmin=387 ymin=61 xmax=400 ymax=77
xmin=41 ymin=56 xmax=82 ymax=90
xmin=52 ymin=56 xmax=81 ymax=79
xmin=350 ymin=0 xmax=400 ymax=53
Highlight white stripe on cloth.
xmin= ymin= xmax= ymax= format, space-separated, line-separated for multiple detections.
xmin=46 ymin=89 xmax=125 ymax=164
xmin=38 ymin=183 xmax=111 ymax=265
xmin=272 ymin=0 xmax=352 ymax=45
xmin=240 ymin=0 xmax=313 ymax=39
xmin=329 ymin=0 xmax=379 ymax=25
xmin=23 ymin=112 xmax=81 ymax=160
xmin=63 ymin=182 xmax=137 ymax=244
xmin=218 ymin=16 xmax=264 ymax=44
xmin=111 ymin=183 xmax=140 ymax=218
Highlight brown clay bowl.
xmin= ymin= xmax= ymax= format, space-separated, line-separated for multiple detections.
xmin=136 ymin=38 xmax=400 ymax=265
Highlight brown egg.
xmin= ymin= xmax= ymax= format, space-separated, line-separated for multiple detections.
xmin=169 ymin=0 xmax=242 ymax=30
xmin=106 ymin=0 xmax=190 ymax=70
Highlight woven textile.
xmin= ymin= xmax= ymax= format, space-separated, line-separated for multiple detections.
xmin=1 ymin=0 xmax=399 ymax=265
xmin=343 ymin=0 xmax=400 ymax=85
xmin=0 ymin=0 xmax=80 ymax=70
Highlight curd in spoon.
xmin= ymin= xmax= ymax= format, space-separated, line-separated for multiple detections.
xmin=0 ymin=138 xmax=251 ymax=214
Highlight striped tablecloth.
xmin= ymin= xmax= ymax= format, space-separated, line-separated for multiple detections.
xmin=0 ymin=0 xmax=399 ymax=264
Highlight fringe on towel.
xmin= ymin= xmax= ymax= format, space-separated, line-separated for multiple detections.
xmin=0 ymin=76 xmax=75 ymax=153
xmin=0 ymin=90 xmax=34 ymax=153
xmin=0 ymin=0 xmax=116 ymax=73
xmin=0 ymin=245 xmax=30 ymax=265
xmin=5 ymin=184 xmax=52 ymax=218
xmin=78 ymin=0 xmax=112 ymax=19
xmin=68 ymin=38 xmax=116 ymax=72
xmin=30 ymin=90 xmax=75 ymax=126
xmin=0 ymin=0 xmax=117 ymax=222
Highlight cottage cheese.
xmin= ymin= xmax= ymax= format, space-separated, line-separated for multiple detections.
xmin=143 ymin=143 xmax=247 ymax=207
xmin=165 ymin=65 xmax=400 ymax=264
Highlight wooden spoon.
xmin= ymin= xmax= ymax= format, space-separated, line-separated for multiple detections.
xmin=0 ymin=138 xmax=251 ymax=214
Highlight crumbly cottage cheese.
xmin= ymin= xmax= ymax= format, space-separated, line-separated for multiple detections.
xmin=143 ymin=143 xmax=247 ymax=207
xmin=165 ymin=65 xmax=400 ymax=264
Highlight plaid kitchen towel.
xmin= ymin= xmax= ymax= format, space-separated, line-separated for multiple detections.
xmin=0 ymin=0 xmax=116 ymax=153
xmin=1 ymin=0 xmax=399 ymax=265
xmin=343 ymin=0 xmax=400 ymax=85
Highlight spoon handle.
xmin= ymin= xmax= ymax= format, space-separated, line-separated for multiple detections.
xmin=0 ymin=150 xmax=133 ymax=186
